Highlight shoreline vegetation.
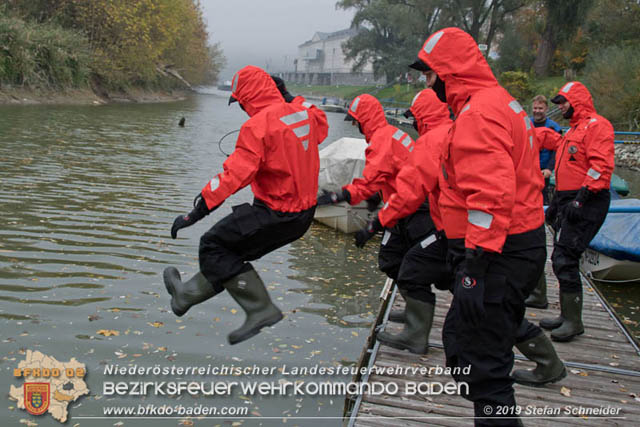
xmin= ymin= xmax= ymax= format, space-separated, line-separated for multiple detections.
xmin=1 ymin=0 xmax=224 ymax=106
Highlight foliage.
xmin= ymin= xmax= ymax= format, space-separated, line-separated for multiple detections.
xmin=0 ymin=14 xmax=91 ymax=88
xmin=583 ymin=45 xmax=640 ymax=130
xmin=584 ymin=0 xmax=640 ymax=50
xmin=498 ymin=71 xmax=533 ymax=103
xmin=337 ymin=0 xmax=526 ymax=83
xmin=1 ymin=0 xmax=225 ymax=90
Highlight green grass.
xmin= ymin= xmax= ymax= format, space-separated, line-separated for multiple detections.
xmin=289 ymin=82 xmax=422 ymax=107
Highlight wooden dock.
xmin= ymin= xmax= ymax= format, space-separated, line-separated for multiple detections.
xmin=344 ymin=233 xmax=640 ymax=426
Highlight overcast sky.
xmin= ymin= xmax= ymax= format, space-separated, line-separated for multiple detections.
xmin=201 ymin=0 xmax=355 ymax=81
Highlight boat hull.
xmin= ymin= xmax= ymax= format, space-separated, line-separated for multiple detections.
xmin=580 ymin=248 xmax=640 ymax=284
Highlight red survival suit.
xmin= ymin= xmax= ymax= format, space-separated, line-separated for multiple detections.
xmin=344 ymin=94 xmax=434 ymax=280
xmin=536 ymin=82 xmax=613 ymax=298
xmin=199 ymin=65 xmax=328 ymax=287
xmin=418 ymin=27 xmax=547 ymax=425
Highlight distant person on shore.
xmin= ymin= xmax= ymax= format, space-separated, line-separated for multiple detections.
xmin=317 ymin=94 xmax=436 ymax=295
xmin=525 ymin=95 xmax=562 ymax=309
xmin=537 ymin=81 xmax=614 ymax=342
xmin=163 ymin=65 xmax=328 ymax=345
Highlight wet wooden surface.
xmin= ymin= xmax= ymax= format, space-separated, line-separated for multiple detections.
xmin=346 ymin=232 xmax=640 ymax=426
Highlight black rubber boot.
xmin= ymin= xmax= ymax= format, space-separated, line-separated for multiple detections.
xmin=525 ymin=272 xmax=549 ymax=309
xmin=551 ymin=291 xmax=584 ymax=342
xmin=388 ymin=308 xmax=406 ymax=323
xmin=163 ymin=267 xmax=221 ymax=317
xmin=224 ymin=267 xmax=283 ymax=345
xmin=512 ymin=333 xmax=567 ymax=387
xmin=376 ymin=295 xmax=434 ymax=354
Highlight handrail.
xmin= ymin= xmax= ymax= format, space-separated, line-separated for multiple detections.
xmin=543 ymin=206 xmax=640 ymax=213
xmin=559 ymin=127 xmax=640 ymax=144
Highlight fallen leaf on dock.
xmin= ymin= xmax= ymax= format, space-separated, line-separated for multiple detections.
xmin=560 ymin=386 xmax=571 ymax=397
xmin=96 ymin=329 xmax=119 ymax=337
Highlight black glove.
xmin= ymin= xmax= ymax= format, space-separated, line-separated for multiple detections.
xmin=317 ymin=189 xmax=351 ymax=206
xmin=455 ymin=248 xmax=491 ymax=326
xmin=565 ymin=186 xmax=591 ymax=223
xmin=354 ymin=216 xmax=383 ymax=248
xmin=170 ymin=194 xmax=216 ymax=239
xmin=365 ymin=192 xmax=382 ymax=212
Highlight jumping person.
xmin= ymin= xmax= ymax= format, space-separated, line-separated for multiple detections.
xmin=163 ymin=65 xmax=328 ymax=345
xmin=317 ymin=94 xmax=435 ymax=287
xmin=373 ymin=89 xmax=453 ymax=354
xmin=536 ymin=81 xmax=614 ymax=342
xmin=410 ymin=28 xmax=560 ymax=425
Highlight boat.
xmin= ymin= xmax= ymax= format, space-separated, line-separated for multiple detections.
xmin=318 ymin=97 xmax=347 ymax=113
xmin=314 ymin=137 xmax=378 ymax=233
xmin=217 ymin=80 xmax=232 ymax=91
xmin=580 ymin=198 xmax=640 ymax=283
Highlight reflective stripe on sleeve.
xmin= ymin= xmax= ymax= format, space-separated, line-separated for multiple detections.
xmin=587 ymin=168 xmax=601 ymax=180
xmin=508 ymin=100 xmax=524 ymax=114
xmin=210 ymin=177 xmax=220 ymax=192
xmin=468 ymin=210 xmax=493 ymax=229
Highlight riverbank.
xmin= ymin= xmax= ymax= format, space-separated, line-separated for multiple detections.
xmin=616 ymin=145 xmax=640 ymax=171
xmin=0 ymin=86 xmax=190 ymax=106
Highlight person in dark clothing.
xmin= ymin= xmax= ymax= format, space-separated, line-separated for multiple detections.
xmin=536 ymin=81 xmax=614 ymax=342
xmin=163 ymin=65 xmax=328 ymax=345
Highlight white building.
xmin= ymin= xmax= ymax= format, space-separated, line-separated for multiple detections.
xmin=278 ymin=28 xmax=384 ymax=86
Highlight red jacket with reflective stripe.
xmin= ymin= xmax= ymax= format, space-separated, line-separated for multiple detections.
xmin=342 ymin=94 xmax=415 ymax=205
xmin=540 ymin=82 xmax=614 ymax=192
xmin=201 ymin=66 xmax=328 ymax=212
xmin=418 ymin=28 xmax=544 ymax=252
xmin=378 ymin=89 xmax=452 ymax=229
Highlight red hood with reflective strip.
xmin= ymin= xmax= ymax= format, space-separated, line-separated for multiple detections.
xmin=557 ymin=81 xmax=596 ymax=127
xmin=410 ymin=89 xmax=451 ymax=135
xmin=347 ymin=94 xmax=388 ymax=142
xmin=230 ymin=66 xmax=285 ymax=116
xmin=418 ymin=27 xmax=499 ymax=115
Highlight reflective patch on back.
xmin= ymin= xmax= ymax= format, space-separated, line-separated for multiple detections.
xmin=508 ymin=100 xmax=524 ymax=114
xmin=393 ymin=129 xmax=405 ymax=140
xmin=401 ymin=136 xmax=412 ymax=148
xmin=280 ymin=110 xmax=309 ymax=126
xmin=424 ymin=30 xmax=444 ymax=54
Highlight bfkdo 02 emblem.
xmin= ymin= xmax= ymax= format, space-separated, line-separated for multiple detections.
xmin=24 ymin=383 xmax=50 ymax=416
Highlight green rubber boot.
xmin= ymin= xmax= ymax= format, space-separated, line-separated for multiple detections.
xmin=551 ymin=291 xmax=584 ymax=342
xmin=376 ymin=295 xmax=434 ymax=354
xmin=512 ymin=333 xmax=567 ymax=387
xmin=224 ymin=267 xmax=283 ymax=345
xmin=525 ymin=272 xmax=549 ymax=309
xmin=388 ymin=308 xmax=406 ymax=323
xmin=163 ymin=267 xmax=221 ymax=317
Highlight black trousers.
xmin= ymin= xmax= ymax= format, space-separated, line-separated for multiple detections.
xmin=378 ymin=202 xmax=435 ymax=280
xmin=551 ymin=189 xmax=610 ymax=293
xmin=443 ymin=226 xmax=546 ymax=426
xmin=395 ymin=231 xmax=450 ymax=304
xmin=199 ymin=199 xmax=316 ymax=291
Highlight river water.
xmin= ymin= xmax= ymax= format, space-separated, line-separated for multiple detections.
xmin=1 ymin=91 xmax=639 ymax=426
xmin=0 ymin=91 xmax=380 ymax=426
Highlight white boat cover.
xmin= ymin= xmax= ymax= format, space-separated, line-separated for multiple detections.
xmin=317 ymin=137 xmax=368 ymax=194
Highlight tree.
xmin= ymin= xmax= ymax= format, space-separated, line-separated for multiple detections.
xmin=532 ymin=0 xmax=594 ymax=77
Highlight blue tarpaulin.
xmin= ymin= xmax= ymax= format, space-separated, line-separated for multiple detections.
xmin=589 ymin=199 xmax=640 ymax=262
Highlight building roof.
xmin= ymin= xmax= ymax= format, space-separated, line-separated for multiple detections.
xmin=299 ymin=28 xmax=358 ymax=48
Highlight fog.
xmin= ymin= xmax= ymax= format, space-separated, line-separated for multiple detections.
xmin=201 ymin=0 xmax=355 ymax=81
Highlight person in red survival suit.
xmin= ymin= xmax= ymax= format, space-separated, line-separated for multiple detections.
xmin=163 ymin=65 xmax=328 ymax=345
xmin=535 ymin=82 xmax=614 ymax=342
xmin=372 ymin=88 xmax=453 ymax=354
xmin=412 ymin=28 xmax=564 ymax=425
xmin=317 ymin=94 xmax=436 ymax=285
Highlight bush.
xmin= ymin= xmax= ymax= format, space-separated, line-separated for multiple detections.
xmin=0 ymin=15 xmax=91 ymax=88
xmin=499 ymin=71 xmax=533 ymax=103
xmin=584 ymin=45 xmax=640 ymax=130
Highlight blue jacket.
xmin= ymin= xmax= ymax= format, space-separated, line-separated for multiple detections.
xmin=531 ymin=117 xmax=561 ymax=170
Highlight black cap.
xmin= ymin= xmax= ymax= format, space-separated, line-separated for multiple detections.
xmin=408 ymin=59 xmax=431 ymax=72
xmin=550 ymin=94 xmax=567 ymax=104
xmin=228 ymin=95 xmax=237 ymax=105
xmin=344 ymin=112 xmax=356 ymax=122
xmin=403 ymin=109 xmax=414 ymax=119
